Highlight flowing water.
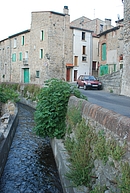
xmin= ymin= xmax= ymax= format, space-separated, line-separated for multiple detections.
xmin=0 ymin=103 xmax=63 ymax=193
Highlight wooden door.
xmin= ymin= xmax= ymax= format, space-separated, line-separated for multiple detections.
xmin=74 ymin=70 xmax=77 ymax=81
xmin=66 ymin=68 xmax=70 ymax=81
xmin=24 ymin=68 xmax=29 ymax=83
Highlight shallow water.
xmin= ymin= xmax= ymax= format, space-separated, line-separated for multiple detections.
xmin=0 ymin=103 xmax=63 ymax=193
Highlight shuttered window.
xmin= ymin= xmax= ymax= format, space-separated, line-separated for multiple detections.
xmin=102 ymin=43 xmax=106 ymax=61
xmin=21 ymin=36 xmax=24 ymax=45
xmin=74 ymin=56 xmax=78 ymax=66
xmin=40 ymin=30 xmax=44 ymax=41
xmin=39 ymin=49 xmax=43 ymax=59
xmin=19 ymin=52 xmax=22 ymax=61
xmin=12 ymin=53 xmax=16 ymax=62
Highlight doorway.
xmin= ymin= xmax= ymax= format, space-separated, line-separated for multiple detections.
xmin=24 ymin=68 xmax=29 ymax=83
xmin=74 ymin=70 xmax=78 ymax=81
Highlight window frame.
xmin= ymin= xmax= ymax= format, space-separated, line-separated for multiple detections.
xmin=82 ymin=56 xmax=87 ymax=62
xmin=36 ymin=71 xmax=40 ymax=78
xmin=14 ymin=38 xmax=17 ymax=48
xmin=12 ymin=53 xmax=16 ymax=62
xmin=82 ymin=32 xmax=85 ymax=41
xmin=82 ymin=46 xmax=86 ymax=55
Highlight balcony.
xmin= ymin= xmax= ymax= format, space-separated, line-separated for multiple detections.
xmin=23 ymin=58 xmax=28 ymax=66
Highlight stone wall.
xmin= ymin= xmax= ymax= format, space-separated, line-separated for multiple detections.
xmin=0 ymin=103 xmax=18 ymax=177
xmin=99 ymin=70 xmax=123 ymax=94
xmin=51 ymin=96 xmax=130 ymax=193
xmin=0 ymin=10 xmax=73 ymax=84
xmin=121 ymin=0 xmax=130 ymax=97
xmin=99 ymin=25 xmax=124 ymax=72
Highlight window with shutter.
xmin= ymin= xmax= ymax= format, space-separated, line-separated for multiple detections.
xmin=102 ymin=43 xmax=106 ymax=61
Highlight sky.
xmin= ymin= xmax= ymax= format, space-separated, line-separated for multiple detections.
xmin=0 ymin=0 xmax=124 ymax=41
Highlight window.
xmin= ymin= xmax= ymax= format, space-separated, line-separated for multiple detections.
xmin=100 ymin=24 xmax=103 ymax=33
xmin=82 ymin=32 xmax=85 ymax=40
xmin=14 ymin=38 xmax=17 ymax=48
xmin=101 ymin=43 xmax=106 ymax=61
xmin=19 ymin=52 xmax=22 ymax=61
xmin=82 ymin=56 xmax=87 ymax=62
xmin=40 ymin=49 xmax=43 ymax=59
xmin=74 ymin=56 xmax=78 ymax=66
xmin=21 ymin=36 xmax=24 ymax=45
xmin=25 ymin=51 xmax=28 ymax=60
xmin=12 ymin=53 xmax=16 ymax=62
xmin=36 ymin=71 xmax=40 ymax=78
xmin=82 ymin=46 xmax=86 ymax=55
xmin=120 ymin=64 xmax=123 ymax=69
xmin=40 ymin=30 xmax=44 ymax=41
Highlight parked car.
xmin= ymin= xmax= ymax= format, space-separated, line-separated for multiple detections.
xmin=77 ymin=75 xmax=102 ymax=90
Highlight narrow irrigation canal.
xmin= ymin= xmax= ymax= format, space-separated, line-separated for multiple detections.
xmin=0 ymin=103 xmax=63 ymax=193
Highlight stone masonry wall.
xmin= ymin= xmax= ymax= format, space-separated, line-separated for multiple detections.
xmin=0 ymin=102 xmax=18 ymax=177
xmin=121 ymin=0 xmax=130 ymax=97
xmin=51 ymin=96 xmax=130 ymax=193
xmin=29 ymin=11 xmax=73 ymax=84
xmin=99 ymin=70 xmax=123 ymax=94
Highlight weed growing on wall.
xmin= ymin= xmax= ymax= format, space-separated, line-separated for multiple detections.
xmin=107 ymin=139 xmax=126 ymax=161
xmin=94 ymin=132 xmax=126 ymax=164
xmin=90 ymin=185 xmax=107 ymax=193
xmin=64 ymin=104 xmax=129 ymax=192
xmin=94 ymin=130 xmax=108 ymax=164
xmin=64 ymin=119 xmax=95 ymax=187
xmin=66 ymin=102 xmax=82 ymax=134
xmin=23 ymin=84 xmax=41 ymax=101
xmin=119 ymin=162 xmax=130 ymax=193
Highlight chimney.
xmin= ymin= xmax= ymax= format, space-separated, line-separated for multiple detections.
xmin=105 ymin=18 xmax=111 ymax=26
xmin=63 ymin=6 xmax=69 ymax=15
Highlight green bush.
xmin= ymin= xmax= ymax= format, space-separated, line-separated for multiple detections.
xmin=33 ymin=78 xmax=87 ymax=139
xmin=0 ymin=86 xmax=19 ymax=103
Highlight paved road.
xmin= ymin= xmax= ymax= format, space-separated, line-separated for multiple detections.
xmin=79 ymin=88 xmax=130 ymax=118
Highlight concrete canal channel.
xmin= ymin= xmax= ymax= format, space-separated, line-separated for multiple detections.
xmin=0 ymin=103 xmax=63 ymax=193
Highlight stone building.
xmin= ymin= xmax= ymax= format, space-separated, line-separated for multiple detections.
xmin=0 ymin=6 xmax=73 ymax=84
xmin=121 ymin=0 xmax=130 ymax=97
xmin=70 ymin=27 xmax=93 ymax=81
xmin=98 ymin=20 xmax=124 ymax=76
xmin=70 ymin=17 xmax=114 ymax=77
xmin=0 ymin=6 xmax=126 ymax=85
xmin=0 ymin=38 xmax=10 ymax=82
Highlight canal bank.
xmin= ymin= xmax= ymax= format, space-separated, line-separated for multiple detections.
xmin=1 ymin=95 xmax=129 ymax=193
xmin=0 ymin=103 xmax=63 ymax=193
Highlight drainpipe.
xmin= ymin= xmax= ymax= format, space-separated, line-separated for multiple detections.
xmin=89 ymin=33 xmax=93 ymax=75
xmin=63 ymin=15 xmax=65 ymax=80
xmin=9 ymin=38 xmax=11 ymax=82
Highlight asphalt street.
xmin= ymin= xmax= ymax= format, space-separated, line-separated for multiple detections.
xmin=79 ymin=88 xmax=130 ymax=118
